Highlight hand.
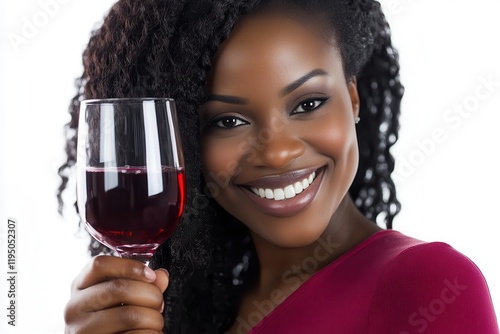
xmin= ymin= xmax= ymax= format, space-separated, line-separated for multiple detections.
xmin=64 ymin=255 xmax=169 ymax=334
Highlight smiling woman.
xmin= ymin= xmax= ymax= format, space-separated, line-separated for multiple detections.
xmin=59 ymin=0 xmax=499 ymax=333
xmin=201 ymin=15 xmax=366 ymax=249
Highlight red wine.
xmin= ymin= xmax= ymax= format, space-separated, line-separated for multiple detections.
xmin=78 ymin=166 xmax=185 ymax=254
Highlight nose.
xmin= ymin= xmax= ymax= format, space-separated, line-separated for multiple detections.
xmin=250 ymin=126 xmax=306 ymax=169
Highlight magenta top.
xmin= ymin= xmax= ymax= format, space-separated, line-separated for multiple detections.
xmin=244 ymin=230 xmax=499 ymax=333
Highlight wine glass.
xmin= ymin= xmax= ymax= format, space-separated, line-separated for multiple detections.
xmin=76 ymin=98 xmax=185 ymax=264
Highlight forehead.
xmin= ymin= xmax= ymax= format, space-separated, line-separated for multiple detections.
xmin=207 ymin=15 xmax=344 ymax=94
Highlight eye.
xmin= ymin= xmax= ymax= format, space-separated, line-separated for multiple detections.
xmin=292 ymin=98 xmax=328 ymax=114
xmin=211 ymin=116 xmax=248 ymax=129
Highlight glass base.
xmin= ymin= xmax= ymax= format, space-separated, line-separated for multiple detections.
xmin=116 ymin=243 xmax=159 ymax=265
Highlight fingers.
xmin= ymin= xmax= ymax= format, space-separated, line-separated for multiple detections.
xmin=119 ymin=331 xmax=163 ymax=334
xmin=68 ymin=305 xmax=164 ymax=334
xmin=152 ymin=268 xmax=169 ymax=314
xmin=65 ymin=255 xmax=171 ymax=334
xmin=153 ymin=268 xmax=169 ymax=293
xmin=73 ymin=256 xmax=157 ymax=291
xmin=73 ymin=279 xmax=164 ymax=313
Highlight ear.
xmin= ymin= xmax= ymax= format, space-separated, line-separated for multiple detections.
xmin=347 ymin=77 xmax=360 ymax=120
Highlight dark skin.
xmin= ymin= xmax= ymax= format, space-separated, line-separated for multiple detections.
xmin=65 ymin=14 xmax=380 ymax=334
xmin=201 ymin=15 xmax=381 ymax=333
xmin=64 ymin=256 xmax=168 ymax=334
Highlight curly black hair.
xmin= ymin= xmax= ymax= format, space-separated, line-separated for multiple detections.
xmin=58 ymin=0 xmax=404 ymax=332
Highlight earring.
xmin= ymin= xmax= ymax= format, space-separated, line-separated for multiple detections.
xmin=355 ymin=117 xmax=361 ymax=124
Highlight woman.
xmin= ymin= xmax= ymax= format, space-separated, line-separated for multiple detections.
xmin=61 ymin=0 xmax=499 ymax=333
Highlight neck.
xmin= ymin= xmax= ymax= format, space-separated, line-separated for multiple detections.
xmin=250 ymin=195 xmax=381 ymax=295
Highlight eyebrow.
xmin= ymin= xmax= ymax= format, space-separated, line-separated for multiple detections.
xmin=279 ymin=69 xmax=329 ymax=97
xmin=205 ymin=94 xmax=249 ymax=105
xmin=204 ymin=68 xmax=329 ymax=105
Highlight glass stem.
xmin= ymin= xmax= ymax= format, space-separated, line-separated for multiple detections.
xmin=118 ymin=252 xmax=152 ymax=266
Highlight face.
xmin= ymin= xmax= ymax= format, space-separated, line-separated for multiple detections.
xmin=200 ymin=14 xmax=360 ymax=247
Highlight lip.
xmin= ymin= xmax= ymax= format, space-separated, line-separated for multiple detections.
xmin=239 ymin=167 xmax=320 ymax=189
xmin=238 ymin=166 xmax=326 ymax=217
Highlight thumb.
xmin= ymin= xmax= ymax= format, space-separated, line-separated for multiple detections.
xmin=153 ymin=268 xmax=169 ymax=293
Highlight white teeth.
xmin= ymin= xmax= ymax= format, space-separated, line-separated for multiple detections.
xmin=284 ymin=185 xmax=296 ymax=199
xmin=249 ymin=170 xmax=318 ymax=201
xmin=293 ymin=182 xmax=303 ymax=194
xmin=274 ymin=189 xmax=285 ymax=200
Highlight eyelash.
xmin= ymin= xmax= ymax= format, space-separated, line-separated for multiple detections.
xmin=209 ymin=97 xmax=329 ymax=129
xmin=291 ymin=97 xmax=329 ymax=115
xmin=210 ymin=116 xmax=249 ymax=129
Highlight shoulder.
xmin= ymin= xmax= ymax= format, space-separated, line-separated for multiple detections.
xmin=367 ymin=231 xmax=499 ymax=333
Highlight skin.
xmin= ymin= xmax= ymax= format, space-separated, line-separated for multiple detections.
xmin=64 ymin=256 xmax=168 ymax=334
xmin=65 ymin=13 xmax=380 ymax=334
xmin=201 ymin=15 xmax=381 ymax=333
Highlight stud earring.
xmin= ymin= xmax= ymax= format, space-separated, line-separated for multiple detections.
xmin=355 ymin=117 xmax=361 ymax=124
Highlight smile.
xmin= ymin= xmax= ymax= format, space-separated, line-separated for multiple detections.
xmin=250 ymin=171 xmax=317 ymax=201
xmin=238 ymin=166 xmax=326 ymax=217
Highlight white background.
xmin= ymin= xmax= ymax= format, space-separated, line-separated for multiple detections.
xmin=0 ymin=0 xmax=499 ymax=333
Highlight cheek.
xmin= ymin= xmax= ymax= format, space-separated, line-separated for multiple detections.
xmin=309 ymin=112 xmax=357 ymax=159
xmin=301 ymin=104 xmax=359 ymax=183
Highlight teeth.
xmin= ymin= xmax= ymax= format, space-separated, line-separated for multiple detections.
xmin=293 ymin=182 xmax=303 ymax=194
xmin=307 ymin=172 xmax=316 ymax=184
xmin=249 ymin=170 xmax=318 ymax=201
xmin=284 ymin=185 xmax=295 ymax=199
xmin=274 ymin=189 xmax=285 ymax=201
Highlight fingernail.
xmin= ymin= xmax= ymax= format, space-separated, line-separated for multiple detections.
xmin=144 ymin=267 xmax=156 ymax=281
xmin=160 ymin=301 xmax=165 ymax=313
